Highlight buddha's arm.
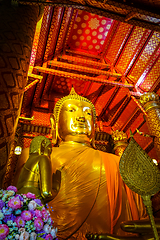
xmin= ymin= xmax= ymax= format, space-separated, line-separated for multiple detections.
xmin=39 ymin=155 xmax=55 ymax=202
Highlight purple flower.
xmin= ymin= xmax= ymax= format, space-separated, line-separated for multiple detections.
xmin=15 ymin=194 xmax=24 ymax=201
xmin=15 ymin=216 xmax=25 ymax=228
xmin=0 ymin=200 xmax=5 ymax=210
xmin=0 ymin=224 xmax=9 ymax=239
xmin=35 ymin=209 xmax=42 ymax=218
xmin=21 ymin=210 xmax=33 ymax=221
xmin=7 ymin=186 xmax=17 ymax=192
xmin=29 ymin=209 xmax=36 ymax=217
xmin=45 ymin=234 xmax=53 ymax=240
xmin=34 ymin=198 xmax=42 ymax=206
xmin=8 ymin=197 xmax=22 ymax=209
xmin=42 ymin=209 xmax=49 ymax=222
xmin=34 ymin=217 xmax=44 ymax=231
xmin=3 ymin=213 xmax=16 ymax=223
xmin=0 ymin=187 xmax=57 ymax=239
xmin=36 ymin=229 xmax=47 ymax=238
xmin=26 ymin=192 xmax=36 ymax=199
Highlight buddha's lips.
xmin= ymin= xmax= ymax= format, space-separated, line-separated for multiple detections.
xmin=72 ymin=123 xmax=88 ymax=128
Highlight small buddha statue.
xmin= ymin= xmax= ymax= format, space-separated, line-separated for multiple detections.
xmin=48 ymin=88 xmax=146 ymax=240
xmin=16 ymin=136 xmax=57 ymax=203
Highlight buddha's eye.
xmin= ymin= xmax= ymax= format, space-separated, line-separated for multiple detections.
xmin=84 ymin=110 xmax=92 ymax=115
xmin=68 ymin=109 xmax=75 ymax=112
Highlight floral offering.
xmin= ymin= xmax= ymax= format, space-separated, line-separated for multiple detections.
xmin=0 ymin=186 xmax=57 ymax=240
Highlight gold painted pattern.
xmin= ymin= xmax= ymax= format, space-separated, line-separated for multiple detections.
xmin=54 ymin=7 xmax=73 ymax=54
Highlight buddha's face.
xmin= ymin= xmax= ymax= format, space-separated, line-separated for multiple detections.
xmin=40 ymin=140 xmax=52 ymax=157
xmin=58 ymin=99 xmax=95 ymax=142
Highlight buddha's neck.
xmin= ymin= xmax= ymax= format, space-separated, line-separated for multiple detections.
xmin=61 ymin=135 xmax=92 ymax=147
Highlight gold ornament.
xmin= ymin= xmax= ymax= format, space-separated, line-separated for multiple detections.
xmin=119 ymin=136 xmax=160 ymax=240
xmin=139 ymin=92 xmax=159 ymax=106
xmin=112 ymin=130 xmax=128 ymax=142
xmin=111 ymin=130 xmax=128 ymax=157
xmin=139 ymin=92 xmax=160 ymax=156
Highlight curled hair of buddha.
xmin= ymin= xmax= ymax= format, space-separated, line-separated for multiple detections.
xmin=54 ymin=87 xmax=96 ymax=123
xmin=29 ymin=136 xmax=51 ymax=155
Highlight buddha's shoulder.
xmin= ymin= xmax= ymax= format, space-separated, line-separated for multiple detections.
xmin=96 ymin=149 xmax=120 ymax=162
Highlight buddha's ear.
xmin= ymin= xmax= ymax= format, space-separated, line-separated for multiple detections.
xmin=91 ymin=124 xmax=96 ymax=149
xmin=50 ymin=113 xmax=56 ymax=129
xmin=50 ymin=113 xmax=58 ymax=145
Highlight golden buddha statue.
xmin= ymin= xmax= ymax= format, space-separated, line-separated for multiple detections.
xmin=48 ymin=88 xmax=146 ymax=240
xmin=16 ymin=136 xmax=57 ymax=203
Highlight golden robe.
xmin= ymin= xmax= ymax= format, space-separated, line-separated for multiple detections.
xmin=49 ymin=142 xmax=146 ymax=239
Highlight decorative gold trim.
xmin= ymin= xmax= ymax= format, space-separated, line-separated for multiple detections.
xmin=53 ymin=87 xmax=97 ymax=123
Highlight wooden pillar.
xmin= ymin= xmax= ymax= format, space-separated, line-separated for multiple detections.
xmin=139 ymin=92 xmax=160 ymax=158
xmin=139 ymin=92 xmax=160 ymax=217
xmin=0 ymin=1 xmax=39 ymax=187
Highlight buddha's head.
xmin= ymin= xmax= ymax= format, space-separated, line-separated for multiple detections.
xmin=50 ymin=88 xmax=96 ymax=146
xmin=29 ymin=136 xmax=52 ymax=157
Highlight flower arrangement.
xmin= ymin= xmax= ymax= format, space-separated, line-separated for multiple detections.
xmin=0 ymin=186 xmax=57 ymax=240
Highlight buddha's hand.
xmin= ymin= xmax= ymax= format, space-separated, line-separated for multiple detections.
xmin=52 ymin=170 xmax=61 ymax=193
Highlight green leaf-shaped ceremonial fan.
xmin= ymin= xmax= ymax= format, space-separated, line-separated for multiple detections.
xmin=119 ymin=137 xmax=160 ymax=240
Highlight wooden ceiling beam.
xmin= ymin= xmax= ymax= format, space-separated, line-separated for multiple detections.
xmin=64 ymin=50 xmax=101 ymax=60
xmin=18 ymin=0 xmax=160 ymax=32
xmin=48 ymin=60 xmax=121 ymax=77
xmin=59 ymin=54 xmax=105 ymax=67
xmin=34 ymin=66 xmax=134 ymax=88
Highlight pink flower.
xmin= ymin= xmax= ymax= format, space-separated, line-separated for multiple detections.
xmin=7 ymin=185 xmax=17 ymax=192
xmin=0 ymin=224 xmax=9 ymax=239
xmin=42 ymin=209 xmax=49 ymax=222
xmin=45 ymin=234 xmax=53 ymax=240
xmin=19 ymin=231 xmax=29 ymax=240
xmin=35 ymin=209 xmax=42 ymax=218
xmin=21 ymin=210 xmax=33 ymax=221
xmin=28 ymin=200 xmax=37 ymax=210
xmin=43 ymin=224 xmax=51 ymax=233
xmin=26 ymin=192 xmax=36 ymax=199
xmin=15 ymin=216 xmax=25 ymax=228
xmin=8 ymin=197 xmax=22 ymax=209
xmin=34 ymin=217 xmax=44 ymax=231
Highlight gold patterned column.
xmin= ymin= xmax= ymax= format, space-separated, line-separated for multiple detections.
xmin=0 ymin=1 xmax=39 ymax=188
xmin=111 ymin=130 xmax=128 ymax=157
xmin=139 ymin=92 xmax=160 ymax=157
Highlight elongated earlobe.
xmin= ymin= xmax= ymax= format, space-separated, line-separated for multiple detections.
xmin=91 ymin=136 xmax=96 ymax=149
xmin=91 ymin=125 xmax=96 ymax=149
xmin=50 ymin=114 xmax=58 ymax=145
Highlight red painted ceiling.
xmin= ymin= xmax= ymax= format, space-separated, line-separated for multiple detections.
xmin=19 ymin=0 xmax=160 ymax=160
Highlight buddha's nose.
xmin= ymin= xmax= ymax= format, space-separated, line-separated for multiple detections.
xmin=76 ymin=116 xmax=85 ymax=122
xmin=76 ymin=108 xmax=85 ymax=122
